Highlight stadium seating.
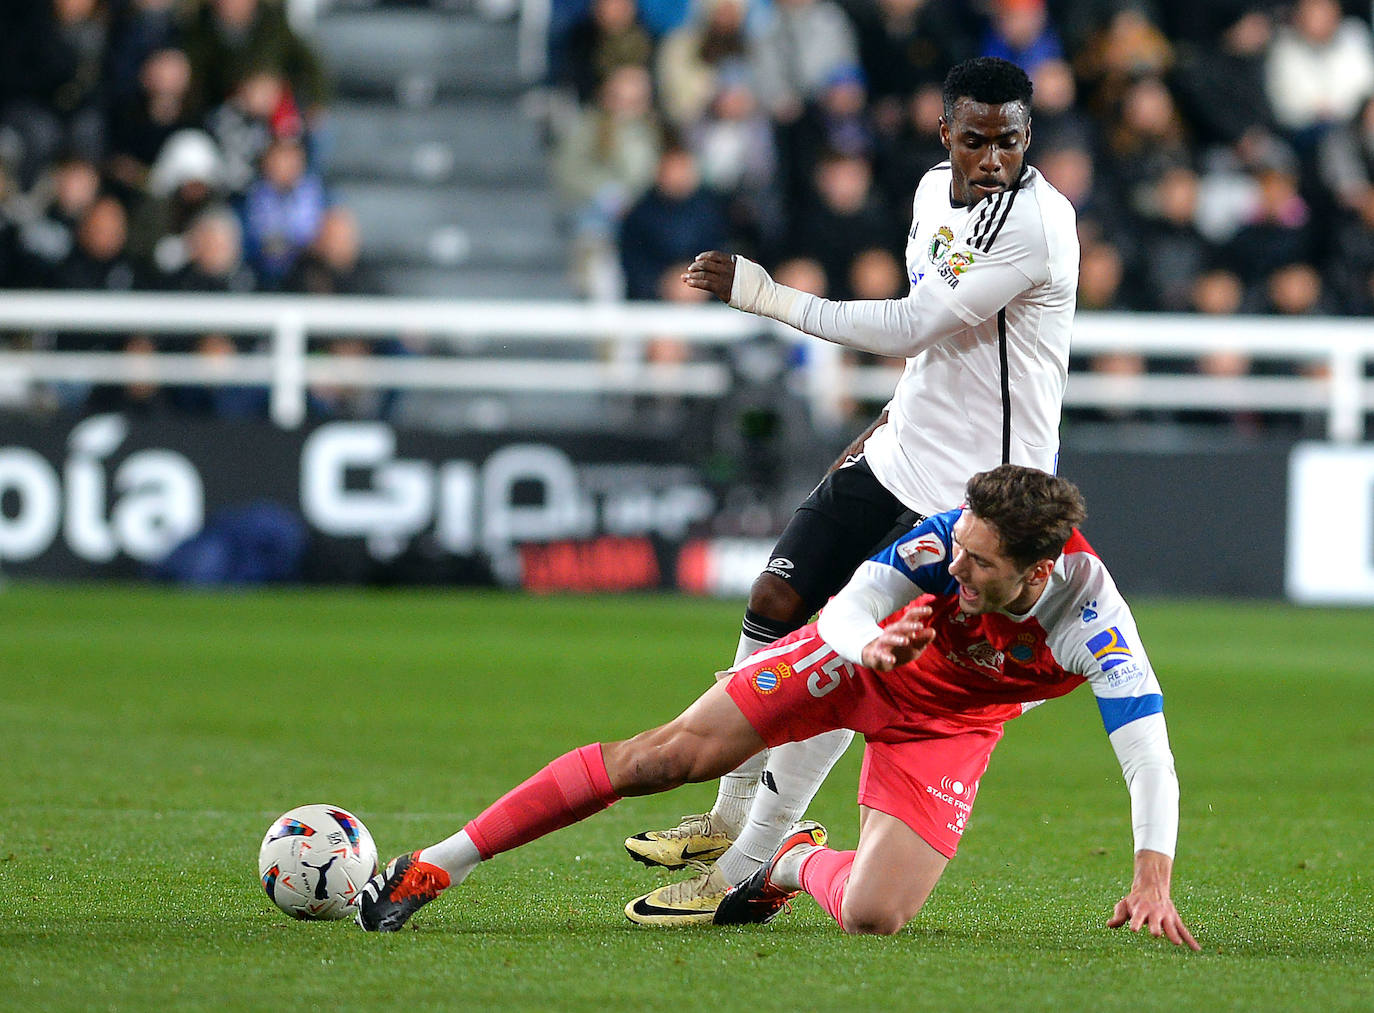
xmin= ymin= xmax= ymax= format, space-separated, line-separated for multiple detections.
xmin=314 ymin=5 xmax=573 ymax=299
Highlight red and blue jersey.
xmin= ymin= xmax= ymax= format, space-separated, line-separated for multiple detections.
xmin=820 ymin=507 xmax=1165 ymax=736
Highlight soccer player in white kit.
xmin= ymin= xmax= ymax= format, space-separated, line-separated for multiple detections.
xmin=622 ymin=57 xmax=1083 ymax=923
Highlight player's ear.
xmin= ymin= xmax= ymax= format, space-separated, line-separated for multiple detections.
xmin=1026 ymin=557 xmax=1054 ymax=587
xmin=939 ymin=116 xmax=951 ymax=151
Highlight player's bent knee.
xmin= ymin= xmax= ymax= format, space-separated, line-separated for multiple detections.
xmin=747 ymin=573 xmax=808 ymax=625
xmin=839 ymin=900 xmax=915 ymax=936
xmin=841 ymin=911 xmax=909 ymax=936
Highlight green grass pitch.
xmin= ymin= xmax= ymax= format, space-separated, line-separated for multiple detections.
xmin=1 ymin=586 xmax=1370 ymax=1011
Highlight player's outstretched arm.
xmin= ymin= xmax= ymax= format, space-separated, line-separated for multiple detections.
xmin=1107 ymin=848 xmax=1200 ymax=951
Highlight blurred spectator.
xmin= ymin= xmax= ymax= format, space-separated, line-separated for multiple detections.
xmin=1045 ymin=0 xmax=1119 ymax=56
xmin=0 ymin=0 xmax=111 ymax=187
xmin=1221 ymin=145 xmax=1314 ymax=286
xmin=1244 ymin=262 xmax=1340 ymax=413
xmin=846 ymin=0 xmax=980 ymax=126
xmin=873 ymin=83 xmax=948 ymax=223
xmin=1074 ymin=238 xmax=1147 ymax=423
xmin=1076 ymin=236 xmax=1131 ymax=312
xmin=1026 ymin=57 xmax=1094 ymax=151
xmin=83 ymin=333 xmax=174 ymax=416
xmin=980 ymin=0 xmax=1064 ymax=75
xmin=787 ymin=149 xmax=891 ymax=300
xmin=551 ymin=64 xmax=662 ymax=296
xmin=790 ymin=64 xmax=875 ymax=171
xmin=53 ymin=194 xmax=138 ymax=292
xmin=181 ymin=0 xmax=328 ymax=124
xmin=1187 ymin=267 xmax=1253 ymax=392
xmin=847 ymin=245 xmax=904 ymax=302
xmin=1248 ymin=261 xmax=1339 ymax=319
xmin=1319 ymin=94 xmax=1374 ymax=220
xmin=105 ymin=0 xmax=182 ymax=105
xmin=558 ymin=0 xmax=655 ymax=104
xmin=284 ymin=206 xmax=377 ymax=296
xmin=1264 ymin=0 xmax=1374 ymax=148
xmin=843 ymin=244 xmax=907 ymax=413
xmin=772 ymin=254 xmax=827 ymax=296
xmin=129 ymin=128 xmax=227 ymax=271
xmin=1170 ymin=7 xmax=1276 ymax=149
xmin=751 ymin=0 xmax=860 ymax=126
xmin=648 ymin=258 xmax=708 ymax=364
xmin=168 ymin=332 xmax=269 ymax=420
xmin=767 ymin=252 xmax=852 ymax=425
xmin=1074 ymin=6 xmax=1173 ymax=123
xmin=780 ymin=60 xmax=875 ymax=211
xmin=1103 ymin=75 xmax=1192 ymax=193
xmin=1034 ymin=139 xmax=1130 ymax=250
xmin=241 ymin=134 xmax=328 ymax=288
xmin=656 ymin=0 xmax=752 ymax=129
xmin=105 ymin=47 xmax=195 ymax=199
xmin=205 ymin=71 xmax=284 ymax=196
xmin=687 ymin=66 xmax=781 ymax=255
xmin=160 ymin=206 xmax=255 ymax=293
xmin=1320 ymin=96 xmax=1374 ymax=313
xmin=1135 ymin=165 xmax=1215 ymax=311
xmin=307 ymin=337 xmax=398 ymax=422
xmin=15 ymin=155 xmax=103 ymax=286
xmin=45 ymin=192 xmax=138 ymax=410
xmin=619 ymin=143 xmax=729 ymax=300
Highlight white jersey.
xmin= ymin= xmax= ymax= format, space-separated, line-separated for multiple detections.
xmin=729 ymin=162 xmax=1079 ymax=515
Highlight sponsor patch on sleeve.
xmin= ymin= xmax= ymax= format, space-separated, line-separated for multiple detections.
xmin=897 ymin=533 xmax=947 ymax=570
xmin=1086 ymin=626 xmax=1134 ymax=671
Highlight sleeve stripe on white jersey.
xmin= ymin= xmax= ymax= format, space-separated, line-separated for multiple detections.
xmin=970 ymin=192 xmax=1003 ymax=249
xmin=974 ymin=184 xmax=1019 ymax=253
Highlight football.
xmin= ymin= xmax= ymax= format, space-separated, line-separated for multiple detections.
xmin=258 ymin=804 xmax=379 ymax=920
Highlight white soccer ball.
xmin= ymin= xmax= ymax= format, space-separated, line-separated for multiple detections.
xmin=258 ymin=804 xmax=379 ymax=920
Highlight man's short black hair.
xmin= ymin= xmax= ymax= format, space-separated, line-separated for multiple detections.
xmin=942 ymin=57 xmax=1033 ymax=121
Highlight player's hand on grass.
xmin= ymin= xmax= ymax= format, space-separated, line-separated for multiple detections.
xmin=861 ymin=595 xmax=936 ymax=672
xmin=683 ymin=251 xmax=735 ymax=303
xmin=1107 ymin=849 xmax=1201 ymax=951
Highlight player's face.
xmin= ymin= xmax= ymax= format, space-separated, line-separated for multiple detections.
xmin=947 ymin=511 xmax=1046 ymax=616
xmin=940 ymin=98 xmax=1030 ymax=207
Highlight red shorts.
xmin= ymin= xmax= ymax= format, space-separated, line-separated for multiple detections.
xmin=725 ymin=625 xmax=1003 ymax=858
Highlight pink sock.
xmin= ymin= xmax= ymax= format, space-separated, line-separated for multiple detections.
xmin=464 ymin=743 xmax=620 ymax=859
xmin=798 ymin=847 xmax=856 ymax=930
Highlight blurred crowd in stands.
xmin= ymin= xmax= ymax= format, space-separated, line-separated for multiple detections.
xmin=0 ymin=0 xmax=386 ymax=419
xmin=548 ymin=0 xmax=1374 ymax=316
xmin=545 ymin=0 xmax=1374 ymax=429
xmin=2 ymin=0 xmax=1373 ymax=430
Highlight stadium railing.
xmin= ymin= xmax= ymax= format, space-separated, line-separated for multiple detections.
xmin=0 ymin=291 xmax=1369 ymax=440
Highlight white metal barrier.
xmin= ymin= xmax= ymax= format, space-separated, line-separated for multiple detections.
xmin=0 ymin=291 xmax=1369 ymax=440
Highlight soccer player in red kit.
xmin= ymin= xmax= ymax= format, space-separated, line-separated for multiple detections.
xmin=354 ymin=466 xmax=1198 ymax=949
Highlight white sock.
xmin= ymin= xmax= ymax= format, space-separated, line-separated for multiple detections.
xmin=417 ymin=829 xmax=482 ymax=886
xmin=706 ymin=630 xmax=777 ymax=835
xmin=770 ymin=842 xmax=821 ymax=892
xmin=714 ymin=728 xmax=854 ymax=885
